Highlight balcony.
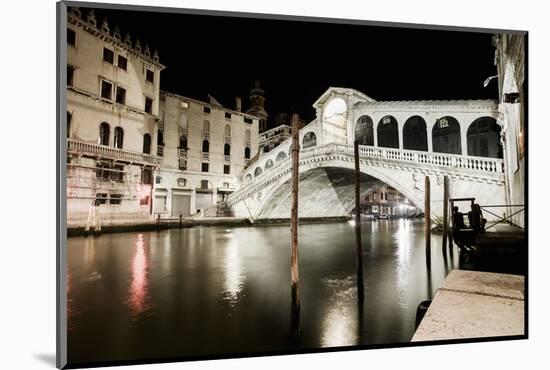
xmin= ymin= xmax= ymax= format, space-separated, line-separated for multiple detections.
xmin=201 ymin=130 xmax=210 ymax=139
xmin=224 ymin=155 xmax=231 ymax=163
xmin=67 ymin=139 xmax=159 ymax=165
xmin=202 ymin=152 xmax=210 ymax=160
xmin=178 ymin=148 xmax=188 ymax=158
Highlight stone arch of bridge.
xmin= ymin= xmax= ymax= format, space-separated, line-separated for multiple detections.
xmin=251 ymin=161 xmax=428 ymax=220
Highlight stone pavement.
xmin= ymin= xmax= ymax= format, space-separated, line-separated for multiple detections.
xmin=411 ymin=269 xmax=525 ymax=341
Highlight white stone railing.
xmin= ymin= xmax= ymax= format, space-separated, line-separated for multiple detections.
xmin=67 ymin=139 xmax=159 ymax=164
xmin=231 ymin=143 xmax=505 ymax=204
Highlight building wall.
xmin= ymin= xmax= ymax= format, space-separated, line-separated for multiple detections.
xmin=154 ymin=92 xmax=260 ymax=217
xmin=66 ymin=9 xmax=164 ymax=227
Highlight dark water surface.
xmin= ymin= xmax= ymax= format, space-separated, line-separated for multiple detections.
xmin=67 ymin=219 xmax=457 ymax=365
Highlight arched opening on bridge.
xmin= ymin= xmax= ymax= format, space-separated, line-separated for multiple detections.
xmin=265 ymin=159 xmax=274 ymax=170
xmin=254 ymin=167 xmax=263 ymax=177
xmin=355 ymin=115 xmax=374 ymax=145
xmin=467 ymin=117 xmax=502 ymax=158
xmin=276 ymin=151 xmax=286 ymax=162
xmin=323 ymin=97 xmax=347 ymax=143
xmin=244 ymin=174 xmax=252 ymax=184
xmin=302 ymin=132 xmax=317 ymax=148
xmin=377 ymin=115 xmax=399 ymax=148
xmin=403 ymin=116 xmax=428 ymax=151
xmin=432 ymin=116 xmax=461 ymax=154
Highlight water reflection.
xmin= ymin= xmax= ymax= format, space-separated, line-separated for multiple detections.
xmin=394 ymin=219 xmax=413 ymax=308
xmin=222 ymin=230 xmax=245 ymax=306
xmin=320 ymin=275 xmax=358 ymax=347
xmin=127 ymin=234 xmax=153 ymax=320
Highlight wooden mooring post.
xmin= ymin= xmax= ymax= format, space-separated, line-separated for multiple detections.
xmin=442 ymin=175 xmax=449 ymax=253
xmin=290 ymin=113 xmax=301 ymax=337
xmin=354 ymin=140 xmax=365 ymax=303
xmin=425 ymin=176 xmax=431 ymax=268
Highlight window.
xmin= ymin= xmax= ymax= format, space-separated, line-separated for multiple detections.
xmin=145 ymin=97 xmax=153 ymax=114
xmin=101 ymin=80 xmax=112 ymax=100
xmin=200 ymin=180 xmax=209 ymax=189
xmin=114 ymin=127 xmax=124 ymax=149
xmin=244 ymin=147 xmax=251 ymax=159
xmin=201 ymin=163 xmax=209 ymax=172
xmin=111 ymin=164 xmax=124 ymax=182
xmin=140 ymin=195 xmax=150 ymax=206
xmin=225 ymin=112 xmax=231 ymax=119
xmin=224 ymin=143 xmax=231 ymax=156
xmin=202 ymin=140 xmax=209 ymax=153
xmin=99 ymin=122 xmax=110 ymax=145
xmin=224 ymin=124 xmax=231 ymax=137
xmin=115 ymin=86 xmax=126 ymax=104
xmin=244 ymin=117 xmax=253 ymax=124
xmin=203 ymin=106 xmax=211 ymax=114
xmin=141 ymin=168 xmax=153 ymax=185
xmin=67 ymin=65 xmax=74 ymax=86
xmin=67 ymin=111 xmax=72 ymax=138
xmin=179 ymin=135 xmax=188 ymax=150
xmin=95 ymin=161 xmax=111 ymax=181
xmin=155 ymin=176 xmax=162 ymax=184
xmin=103 ymin=47 xmax=114 ymax=64
xmin=245 ymin=129 xmax=251 ymax=141
xmin=224 ymin=165 xmax=230 ymax=174
xmin=109 ymin=194 xmax=122 ymax=205
xmin=178 ymin=158 xmax=187 ymax=171
xmin=96 ymin=193 xmax=108 ymax=205
xmin=177 ymin=178 xmax=187 ymax=187
xmin=146 ymin=69 xmax=154 ymax=83
xmin=180 ymin=101 xmax=189 ymax=109
xmin=117 ymin=55 xmax=127 ymax=70
xmin=143 ymin=133 xmax=151 ymax=154
xmin=67 ymin=28 xmax=76 ymax=46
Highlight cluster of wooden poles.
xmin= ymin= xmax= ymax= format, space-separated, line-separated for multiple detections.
xmin=288 ymin=114 xmax=452 ymax=338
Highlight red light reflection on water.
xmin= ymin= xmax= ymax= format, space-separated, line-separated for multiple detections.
xmin=127 ymin=234 xmax=153 ymax=320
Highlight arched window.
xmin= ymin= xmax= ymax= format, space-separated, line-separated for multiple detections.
xmin=157 ymin=129 xmax=164 ymax=146
xmin=377 ymin=116 xmax=399 ymax=148
xmin=244 ymin=146 xmax=251 ymax=159
xmin=143 ymin=133 xmax=151 ymax=154
xmin=276 ymin=151 xmax=286 ymax=162
xmin=224 ymin=143 xmax=231 ymax=156
xmin=202 ymin=139 xmax=209 ymax=153
xmin=114 ymin=127 xmax=124 ymax=149
xmin=67 ymin=111 xmax=72 ymax=138
xmin=403 ymin=116 xmax=428 ymax=151
xmin=245 ymin=129 xmax=251 ymax=141
xmin=224 ymin=124 xmax=231 ymax=137
xmin=254 ymin=167 xmax=263 ymax=177
xmin=467 ymin=117 xmax=502 ymax=158
xmin=355 ymin=115 xmax=374 ymax=145
xmin=203 ymin=120 xmax=210 ymax=132
xmin=179 ymin=135 xmax=188 ymax=150
xmin=99 ymin=122 xmax=110 ymax=146
xmin=265 ymin=159 xmax=274 ymax=169
xmin=432 ymin=116 xmax=461 ymax=154
xmin=244 ymin=174 xmax=252 ymax=184
xmin=302 ymin=132 xmax=317 ymax=148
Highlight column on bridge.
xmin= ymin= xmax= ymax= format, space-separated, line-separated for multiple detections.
xmin=427 ymin=123 xmax=434 ymax=152
xmin=460 ymin=125 xmax=468 ymax=156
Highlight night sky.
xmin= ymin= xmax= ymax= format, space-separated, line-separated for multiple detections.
xmin=82 ymin=6 xmax=498 ymax=127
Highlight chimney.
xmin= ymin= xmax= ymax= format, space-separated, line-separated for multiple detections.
xmin=235 ymin=96 xmax=242 ymax=112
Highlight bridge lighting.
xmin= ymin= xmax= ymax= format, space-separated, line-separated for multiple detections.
xmin=483 ymin=75 xmax=499 ymax=88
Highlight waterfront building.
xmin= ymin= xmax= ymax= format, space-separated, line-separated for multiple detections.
xmin=66 ymin=7 xmax=165 ymax=227
xmin=360 ymin=186 xmax=418 ymax=218
xmin=258 ymin=122 xmax=292 ymax=153
xmin=494 ymin=33 xmax=525 ymax=227
xmin=154 ymin=92 xmax=260 ymax=217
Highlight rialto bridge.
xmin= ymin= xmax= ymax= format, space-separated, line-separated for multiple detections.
xmin=226 ymin=87 xmax=509 ymax=222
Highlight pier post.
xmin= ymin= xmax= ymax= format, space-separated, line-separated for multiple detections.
xmin=354 ymin=140 xmax=365 ymax=303
xmin=179 ymin=214 xmax=183 ymax=228
xmin=425 ymin=176 xmax=431 ymax=268
xmin=442 ymin=175 xmax=449 ymax=252
xmin=290 ymin=113 xmax=301 ymax=337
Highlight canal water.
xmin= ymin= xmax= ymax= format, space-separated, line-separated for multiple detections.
xmin=67 ymin=219 xmax=457 ymax=365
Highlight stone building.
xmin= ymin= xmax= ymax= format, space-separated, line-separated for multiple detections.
xmin=153 ymin=92 xmax=260 ymax=217
xmin=360 ymin=185 xmax=418 ymax=218
xmin=66 ymin=7 xmax=165 ymax=227
xmin=258 ymin=122 xmax=292 ymax=153
xmin=494 ymin=33 xmax=525 ymax=227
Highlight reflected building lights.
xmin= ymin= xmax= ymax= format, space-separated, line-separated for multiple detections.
xmin=222 ymin=236 xmax=245 ymax=306
xmin=128 ymin=234 xmax=152 ymax=320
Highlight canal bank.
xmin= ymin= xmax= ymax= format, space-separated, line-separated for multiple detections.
xmin=67 ymin=216 xmax=351 ymax=237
